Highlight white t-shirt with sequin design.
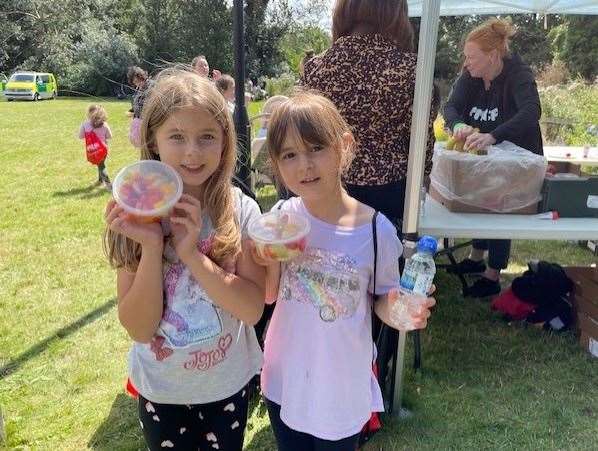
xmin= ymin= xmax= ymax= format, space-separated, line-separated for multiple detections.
xmin=261 ymin=197 xmax=402 ymax=440
xmin=128 ymin=188 xmax=263 ymax=405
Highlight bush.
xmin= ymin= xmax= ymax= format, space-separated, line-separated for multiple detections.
xmin=265 ymin=74 xmax=296 ymax=97
xmin=539 ymin=82 xmax=598 ymax=145
xmin=537 ymin=61 xmax=570 ymax=87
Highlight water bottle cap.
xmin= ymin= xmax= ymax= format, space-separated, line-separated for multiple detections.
xmin=417 ymin=235 xmax=437 ymax=254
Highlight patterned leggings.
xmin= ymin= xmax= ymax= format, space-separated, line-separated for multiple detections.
xmin=138 ymin=385 xmax=249 ymax=451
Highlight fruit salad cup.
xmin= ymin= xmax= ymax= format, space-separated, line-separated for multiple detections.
xmin=113 ymin=160 xmax=183 ymax=223
xmin=248 ymin=211 xmax=310 ymax=262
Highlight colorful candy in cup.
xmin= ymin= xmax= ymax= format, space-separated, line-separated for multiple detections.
xmin=113 ymin=160 xmax=183 ymax=221
xmin=249 ymin=211 xmax=310 ymax=262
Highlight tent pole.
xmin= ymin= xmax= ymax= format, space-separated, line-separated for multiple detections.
xmin=393 ymin=0 xmax=441 ymax=418
xmin=233 ymin=0 xmax=251 ymax=189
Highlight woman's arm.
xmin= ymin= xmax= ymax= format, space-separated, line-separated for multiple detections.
xmin=443 ymin=73 xmax=470 ymax=131
xmin=490 ymin=76 xmax=542 ymax=144
xmin=117 ymin=244 xmax=165 ymax=343
xmin=185 ymin=240 xmax=266 ymax=326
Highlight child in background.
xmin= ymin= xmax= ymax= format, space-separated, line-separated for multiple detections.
xmin=215 ymin=74 xmax=236 ymax=113
xmin=104 ymin=69 xmax=265 ymax=451
xmin=256 ymin=95 xmax=289 ymax=138
xmin=78 ymin=104 xmax=112 ymax=188
xmin=253 ymin=92 xmax=435 ymax=451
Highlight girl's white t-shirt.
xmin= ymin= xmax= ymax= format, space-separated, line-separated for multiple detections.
xmin=261 ymin=197 xmax=402 ymax=440
xmin=128 ymin=188 xmax=263 ymax=404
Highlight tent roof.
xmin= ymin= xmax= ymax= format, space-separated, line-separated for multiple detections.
xmin=407 ymin=1 xmax=598 ymax=16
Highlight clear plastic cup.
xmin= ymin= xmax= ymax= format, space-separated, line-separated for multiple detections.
xmin=248 ymin=210 xmax=310 ymax=261
xmin=113 ymin=160 xmax=183 ymax=223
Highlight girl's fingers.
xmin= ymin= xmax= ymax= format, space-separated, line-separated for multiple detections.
xmin=179 ymin=194 xmax=202 ymax=208
xmin=104 ymin=199 xmax=118 ymax=218
xmin=173 ymin=201 xmax=200 ymax=223
xmin=106 ymin=205 xmax=124 ymax=224
xmin=425 ymin=297 xmax=436 ymax=308
xmin=170 ymin=215 xmax=199 ymax=233
xmin=411 ymin=319 xmax=428 ymax=330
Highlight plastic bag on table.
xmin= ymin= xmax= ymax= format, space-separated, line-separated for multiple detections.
xmin=430 ymin=141 xmax=547 ymax=213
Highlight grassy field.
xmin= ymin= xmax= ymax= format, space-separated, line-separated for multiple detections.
xmin=1 ymin=97 xmax=597 ymax=450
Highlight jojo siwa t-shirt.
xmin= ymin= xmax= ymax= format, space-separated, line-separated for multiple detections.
xmin=128 ymin=188 xmax=263 ymax=404
xmin=261 ymin=197 xmax=402 ymax=440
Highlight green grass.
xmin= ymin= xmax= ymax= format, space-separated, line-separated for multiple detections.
xmin=1 ymin=97 xmax=597 ymax=450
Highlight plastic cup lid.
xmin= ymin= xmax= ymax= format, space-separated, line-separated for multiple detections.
xmin=113 ymin=160 xmax=183 ymax=216
xmin=248 ymin=210 xmax=310 ymax=244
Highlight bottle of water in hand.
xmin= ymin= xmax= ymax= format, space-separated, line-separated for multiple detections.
xmin=391 ymin=236 xmax=437 ymax=329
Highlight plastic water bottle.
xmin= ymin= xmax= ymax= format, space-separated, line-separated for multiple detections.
xmin=391 ymin=236 xmax=437 ymax=329
xmin=400 ymin=236 xmax=437 ymax=295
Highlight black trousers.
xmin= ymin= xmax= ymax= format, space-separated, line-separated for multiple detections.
xmin=472 ymin=239 xmax=511 ymax=270
xmin=265 ymin=399 xmax=360 ymax=451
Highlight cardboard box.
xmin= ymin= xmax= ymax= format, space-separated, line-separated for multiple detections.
xmin=565 ymin=266 xmax=598 ymax=356
xmin=578 ymin=314 xmax=598 ymax=358
xmin=564 ymin=266 xmax=598 ymax=305
xmin=430 ymin=144 xmax=545 ymax=214
xmin=429 ymin=184 xmax=538 ymax=214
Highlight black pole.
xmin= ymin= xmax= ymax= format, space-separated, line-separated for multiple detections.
xmin=233 ymin=0 xmax=251 ymax=190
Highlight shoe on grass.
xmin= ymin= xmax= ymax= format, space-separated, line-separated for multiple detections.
xmin=447 ymin=258 xmax=486 ymax=275
xmin=466 ymin=277 xmax=501 ymax=298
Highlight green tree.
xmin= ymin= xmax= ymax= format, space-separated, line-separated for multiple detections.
xmin=177 ymin=0 xmax=233 ymax=73
xmin=550 ymin=16 xmax=598 ymax=81
xmin=280 ymin=25 xmax=330 ymax=75
xmin=139 ymin=0 xmax=181 ymax=64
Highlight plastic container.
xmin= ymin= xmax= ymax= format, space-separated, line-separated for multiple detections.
xmin=113 ymin=160 xmax=183 ymax=222
xmin=248 ymin=210 xmax=310 ymax=261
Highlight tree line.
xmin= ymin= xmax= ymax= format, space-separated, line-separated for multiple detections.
xmin=1 ymin=1 xmax=595 ymax=97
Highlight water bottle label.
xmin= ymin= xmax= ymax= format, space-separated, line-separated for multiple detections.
xmin=400 ymin=272 xmax=433 ymax=296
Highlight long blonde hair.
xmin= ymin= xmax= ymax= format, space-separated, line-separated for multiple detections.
xmin=104 ymin=69 xmax=241 ymax=271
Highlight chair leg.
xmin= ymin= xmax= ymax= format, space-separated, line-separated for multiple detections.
xmin=413 ymin=329 xmax=421 ymax=371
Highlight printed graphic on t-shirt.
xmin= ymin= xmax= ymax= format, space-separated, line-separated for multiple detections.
xmin=280 ymin=247 xmax=361 ymax=322
xmin=159 ymin=238 xmax=223 ymax=349
xmin=469 ymin=106 xmax=499 ymax=122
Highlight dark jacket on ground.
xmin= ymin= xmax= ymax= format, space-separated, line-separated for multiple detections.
xmin=444 ymin=53 xmax=543 ymax=155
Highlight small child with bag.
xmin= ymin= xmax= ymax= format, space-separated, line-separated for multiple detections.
xmin=78 ymin=104 xmax=112 ymax=189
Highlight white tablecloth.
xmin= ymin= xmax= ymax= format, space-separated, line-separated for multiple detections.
xmin=418 ymin=196 xmax=598 ymax=240
xmin=544 ymin=145 xmax=598 ymax=165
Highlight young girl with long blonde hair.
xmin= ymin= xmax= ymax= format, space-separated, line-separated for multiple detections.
xmin=104 ymin=69 xmax=265 ymax=451
xmin=253 ymin=92 xmax=435 ymax=450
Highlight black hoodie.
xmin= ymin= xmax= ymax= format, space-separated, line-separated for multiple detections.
xmin=444 ymin=54 xmax=543 ymax=155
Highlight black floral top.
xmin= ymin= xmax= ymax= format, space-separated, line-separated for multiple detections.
xmin=302 ymin=34 xmax=437 ymax=186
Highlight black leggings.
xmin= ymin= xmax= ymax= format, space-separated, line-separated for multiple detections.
xmin=265 ymin=399 xmax=360 ymax=451
xmin=138 ymin=386 xmax=249 ymax=451
xmin=97 ymin=159 xmax=110 ymax=183
xmin=472 ymin=239 xmax=511 ymax=270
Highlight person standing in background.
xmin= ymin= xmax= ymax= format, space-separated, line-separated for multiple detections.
xmin=444 ymin=17 xmax=543 ymax=298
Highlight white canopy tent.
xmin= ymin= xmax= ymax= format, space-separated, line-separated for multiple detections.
xmin=396 ymin=0 xmax=598 ymax=416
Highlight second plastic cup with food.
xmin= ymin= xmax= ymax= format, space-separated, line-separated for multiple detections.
xmin=113 ymin=160 xmax=183 ymax=223
xmin=248 ymin=210 xmax=310 ymax=262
